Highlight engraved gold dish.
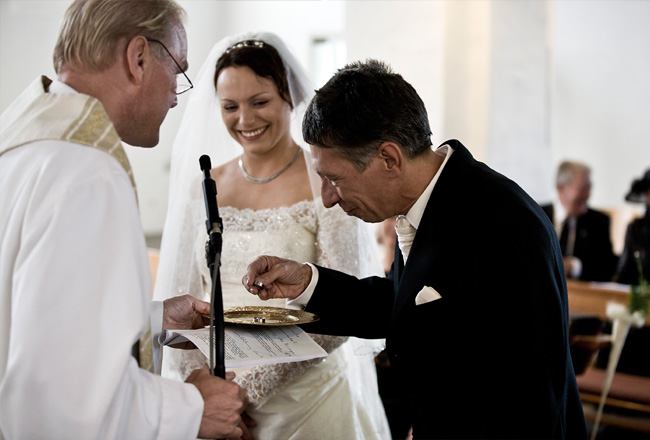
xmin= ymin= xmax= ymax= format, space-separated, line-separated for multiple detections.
xmin=223 ymin=306 xmax=319 ymax=326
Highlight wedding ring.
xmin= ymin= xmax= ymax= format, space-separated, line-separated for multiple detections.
xmin=253 ymin=280 xmax=265 ymax=289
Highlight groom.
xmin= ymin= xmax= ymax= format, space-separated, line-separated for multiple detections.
xmin=244 ymin=60 xmax=587 ymax=439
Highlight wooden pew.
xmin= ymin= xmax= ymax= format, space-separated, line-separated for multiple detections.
xmin=567 ymin=280 xmax=650 ymax=326
xmin=577 ymin=369 xmax=650 ymax=434
xmin=567 ymin=280 xmax=650 ymax=433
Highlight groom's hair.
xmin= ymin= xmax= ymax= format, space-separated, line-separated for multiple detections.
xmin=303 ymin=59 xmax=433 ymax=171
xmin=53 ymin=0 xmax=185 ymax=73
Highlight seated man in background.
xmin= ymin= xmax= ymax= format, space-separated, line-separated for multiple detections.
xmin=541 ymin=161 xmax=618 ymax=282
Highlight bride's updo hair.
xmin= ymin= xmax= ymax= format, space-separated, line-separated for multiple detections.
xmin=214 ymin=40 xmax=293 ymax=109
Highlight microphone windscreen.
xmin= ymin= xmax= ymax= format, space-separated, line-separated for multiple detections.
xmin=199 ymin=155 xmax=212 ymax=172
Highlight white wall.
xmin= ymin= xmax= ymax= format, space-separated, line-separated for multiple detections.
xmin=2 ymin=0 xmax=648 ymax=239
xmin=440 ymin=0 xmax=553 ymax=202
xmin=0 ymin=1 xmax=67 ymax=109
xmin=441 ymin=0 xmax=491 ymax=162
xmin=485 ymin=1 xmax=552 ymax=202
xmin=551 ymin=0 xmax=650 ymax=209
xmin=346 ymin=1 xmax=445 ymax=148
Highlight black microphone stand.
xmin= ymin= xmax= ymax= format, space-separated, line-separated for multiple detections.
xmin=199 ymin=155 xmax=225 ymax=378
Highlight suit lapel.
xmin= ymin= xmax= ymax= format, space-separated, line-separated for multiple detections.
xmin=390 ymin=140 xmax=474 ymax=322
xmin=393 ymin=243 xmax=403 ymax=295
xmin=392 ymin=209 xmax=438 ymax=320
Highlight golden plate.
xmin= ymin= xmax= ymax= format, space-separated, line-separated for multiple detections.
xmin=223 ymin=306 xmax=319 ymax=326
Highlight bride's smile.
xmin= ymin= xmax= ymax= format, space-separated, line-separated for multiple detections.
xmin=240 ymin=126 xmax=268 ymax=139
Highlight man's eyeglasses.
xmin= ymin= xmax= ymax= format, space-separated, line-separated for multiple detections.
xmin=146 ymin=37 xmax=193 ymax=95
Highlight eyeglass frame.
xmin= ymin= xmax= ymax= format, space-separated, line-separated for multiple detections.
xmin=145 ymin=37 xmax=193 ymax=95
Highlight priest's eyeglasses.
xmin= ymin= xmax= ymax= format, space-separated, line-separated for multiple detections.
xmin=146 ymin=37 xmax=193 ymax=95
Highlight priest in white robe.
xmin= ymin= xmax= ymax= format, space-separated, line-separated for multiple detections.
xmin=0 ymin=1 xmax=247 ymax=439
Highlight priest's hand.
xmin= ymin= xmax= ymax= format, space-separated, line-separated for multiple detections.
xmin=242 ymin=255 xmax=312 ymax=300
xmin=186 ymin=370 xmax=250 ymax=439
xmin=162 ymin=294 xmax=210 ymax=331
xmin=228 ymin=411 xmax=256 ymax=440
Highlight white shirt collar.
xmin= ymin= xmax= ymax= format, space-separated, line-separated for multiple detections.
xmin=404 ymin=144 xmax=454 ymax=229
xmin=552 ymin=199 xmax=569 ymax=228
xmin=49 ymin=79 xmax=78 ymax=95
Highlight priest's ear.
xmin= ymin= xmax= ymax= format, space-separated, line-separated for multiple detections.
xmin=124 ymin=35 xmax=149 ymax=86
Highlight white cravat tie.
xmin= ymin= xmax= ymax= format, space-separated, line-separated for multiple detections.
xmin=395 ymin=215 xmax=416 ymax=261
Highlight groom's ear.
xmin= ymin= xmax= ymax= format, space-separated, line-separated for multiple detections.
xmin=377 ymin=142 xmax=403 ymax=175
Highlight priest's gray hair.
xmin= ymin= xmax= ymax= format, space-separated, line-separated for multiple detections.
xmin=53 ymin=0 xmax=185 ymax=73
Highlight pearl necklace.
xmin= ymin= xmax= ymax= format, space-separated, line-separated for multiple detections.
xmin=238 ymin=148 xmax=302 ymax=184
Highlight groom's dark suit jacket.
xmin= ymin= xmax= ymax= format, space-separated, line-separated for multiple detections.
xmin=302 ymin=140 xmax=587 ymax=439
xmin=540 ymin=204 xmax=618 ymax=282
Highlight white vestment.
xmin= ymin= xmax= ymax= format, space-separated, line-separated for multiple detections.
xmin=0 ymin=77 xmax=203 ymax=439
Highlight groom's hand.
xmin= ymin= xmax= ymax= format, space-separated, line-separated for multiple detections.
xmin=242 ymin=255 xmax=312 ymax=300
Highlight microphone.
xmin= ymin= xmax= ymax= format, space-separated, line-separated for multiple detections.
xmin=199 ymin=155 xmax=222 ymax=236
xmin=199 ymin=155 xmax=225 ymax=378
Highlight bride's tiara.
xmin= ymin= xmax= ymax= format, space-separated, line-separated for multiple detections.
xmin=225 ymin=40 xmax=265 ymax=54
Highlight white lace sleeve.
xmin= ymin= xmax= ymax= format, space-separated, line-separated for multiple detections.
xmin=313 ymin=198 xmax=386 ymax=358
xmin=234 ymin=333 xmax=347 ymax=406
xmin=314 ymin=200 xmax=383 ymax=278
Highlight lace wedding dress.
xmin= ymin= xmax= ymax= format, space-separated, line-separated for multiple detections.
xmin=161 ymin=198 xmax=390 ymax=440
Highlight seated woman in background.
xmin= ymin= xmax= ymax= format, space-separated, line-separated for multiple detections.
xmin=614 ymin=168 xmax=650 ymax=285
xmin=153 ymin=32 xmax=390 ymax=439
xmin=597 ymin=168 xmax=650 ymax=377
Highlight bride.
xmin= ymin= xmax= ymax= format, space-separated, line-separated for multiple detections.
xmin=154 ymin=32 xmax=390 ymax=439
